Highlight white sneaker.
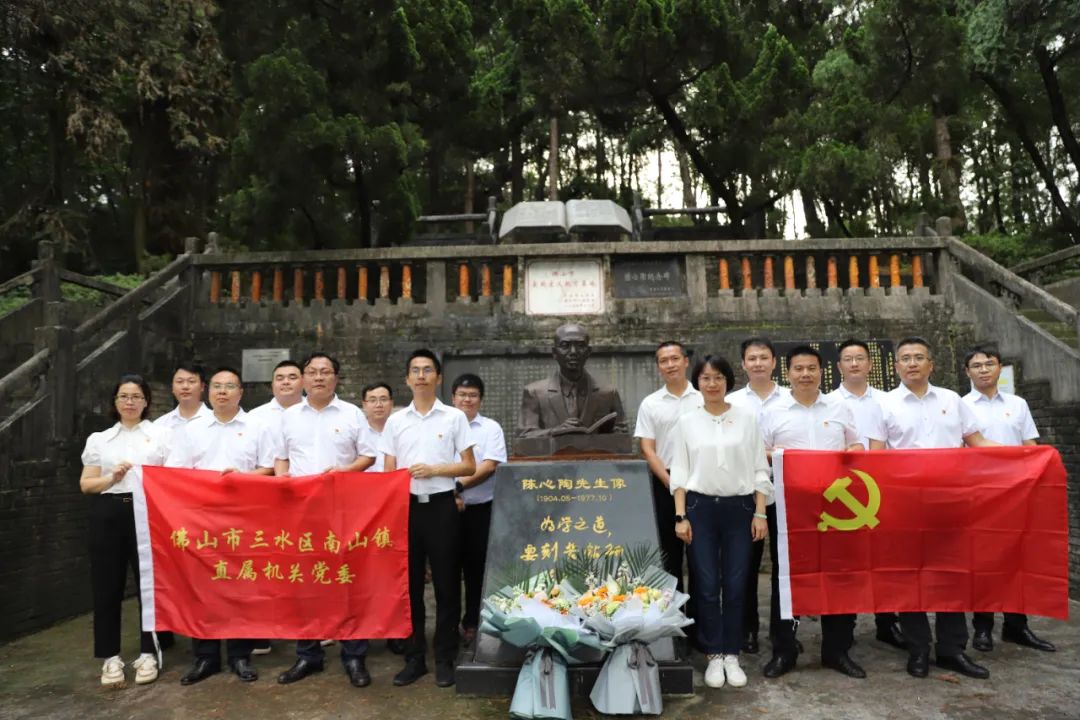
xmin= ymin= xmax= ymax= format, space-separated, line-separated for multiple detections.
xmin=131 ymin=654 xmax=158 ymax=685
xmin=100 ymin=656 xmax=125 ymax=686
xmin=704 ymin=655 xmax=725 ymax=688
xmin=723 ymin=654 xmax=747 ymax=687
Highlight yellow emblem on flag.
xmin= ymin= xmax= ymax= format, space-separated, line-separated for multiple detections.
xmin=817 ymin=469 xmax=881 ymax=532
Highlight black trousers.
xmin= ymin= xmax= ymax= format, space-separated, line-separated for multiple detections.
xmin=460 ymin=500 xmax=492 ymax=630
xmin=972 ymin=612 xmax=1028 ymax=634
xmin=875 ymin=612 xmax=901 ymax=632
xmin=406 ymin=491 xmax=461 ymax=665
xmin=650 ymin=473 xmax=686 ymax=594
xmin=297 ymin=639 xmax=368 ymax=664
xmin=759 ymin=504 xmax=799 ymax=656
xmin=193 ymin=637 xmax=254 ymax=663
xmin=900 ymin=612 xmax=968 ymax=657
xmin=820 ymin=614 xmax=856 ymax=659
xmin=89 ymin=494 xmax=155 ymax=659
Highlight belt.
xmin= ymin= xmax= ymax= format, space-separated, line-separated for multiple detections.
xmin=410 ymin=489 xmax=454 ymax=504
xmin=101 ymin=493 xmax=133 ymax=503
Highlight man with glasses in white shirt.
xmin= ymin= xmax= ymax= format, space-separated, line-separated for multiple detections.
xmin=824 ymin=339 xmax=905 ymax=652
xmin=881 ymin=337 xmax=998 ymax=680
xmin=962 ymin=344 xmax=1055 ymax=654
xmin=275 ymin=352 xmax=375 ymax=688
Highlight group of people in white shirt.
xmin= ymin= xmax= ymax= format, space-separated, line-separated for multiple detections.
xmin=80 ymin=349 xmax=507 ymax=691
xmin=635 ymin=336 xmax=1056 ymax=691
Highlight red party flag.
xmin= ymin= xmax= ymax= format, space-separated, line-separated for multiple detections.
xmin=775 ymin=447 xmax=1069 ymax=620
xmin=133 ymin=466 xmax=411 ymax=639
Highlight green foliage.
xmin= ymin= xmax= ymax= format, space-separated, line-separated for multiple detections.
xmin=962 ymin=233 xmax=1054 ymax=268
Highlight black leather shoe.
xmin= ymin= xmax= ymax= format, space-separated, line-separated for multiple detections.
xmin=762 ymin=653 xmax=797 ymax=678
xmin=435 ymin=661 xmax=455 ymax=687
xmin=277 ymin=658 xmax=324 ymax=685
xmin=387 ymin=639 xmax=407 ymax=655
xmin=906 ymin=651 xmax=930 ymax=678
xmin=972 ymin=629 xmax=993 ymax=652
xmin=393 ymin=657 xmax=428 ymax=686
xmin=344 ymin=657 xmax=371 ymax=687
xmin=937 ymin=652 xmax=989 ymax=679
xmin=180 ymin=658 xmax=221 ymax=685
xmin=742 ymin=632 xmax=759 ymax=654
xmin=228 ymin=658 xmax=258 ymax=682
xmin=822 ymin=652 xmax=866 ymax=679
xmin=1002 ymin=626 xmax=1056 ymax=652
xmin=875 ymin=622 xmax=906 ymax=650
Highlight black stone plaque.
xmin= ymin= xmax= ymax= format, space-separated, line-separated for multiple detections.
xmin=456 ymin=458 xmax=693 ymax=696
xmin=773 ymin=339 xmax=898 ymax=392
xmin=611 ymin=256 xmax=684 ymax=298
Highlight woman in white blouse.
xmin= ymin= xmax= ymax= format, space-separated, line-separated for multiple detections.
xmin=80 ymin=375 xmax=170 ymax=687
xmin=669 ymin=355 xmax=771 ymax=690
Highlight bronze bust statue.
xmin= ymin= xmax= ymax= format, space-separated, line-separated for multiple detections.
xmin=518 ymin=323 xmax=627 ymax=438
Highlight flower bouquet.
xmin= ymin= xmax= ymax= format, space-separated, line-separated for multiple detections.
xmin=566 ymin=547 xmax=693 ymax=715
xmin=480 ymin=570 xmax=603 ymax=720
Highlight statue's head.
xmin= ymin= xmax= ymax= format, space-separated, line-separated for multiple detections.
xmin=553 ymin=323 xmax=591 ymax=377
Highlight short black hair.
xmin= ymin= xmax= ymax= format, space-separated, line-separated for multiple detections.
xmin=895 ymin=336 xmax=933 ymax=358
xmin=362 ymin=382 xmax=393 ymax=401
xmin=406 ymin=348 xmax=441 ymax=376
xmin=837 ymin=338 xmax=871 ymax=357
xmin=786 ymin=344 xmax=823 ymax=367
xmin=302 ymin=352 xmax=340 ymax=374
xmin=273 ymin=360 xmax=302 ymax=373
xmin=172 ymin=363 xmax=206 ymax=384
xmin=110 ymin=374 xmax=153 ymax=422
xmin=451 ymin=373 xmax=485 ymax=398
xmin=740 ymin=337 xmax=775 ymax=359
xmin=655 ymin=341 xmax=687 ymax=359
xmin=964 ymin=344 xmax=1002 ymax=367
xmin=209 ymin=366 xmax=243 ymax=384
xmin=691 ymin=354 xmax=736 ymax=391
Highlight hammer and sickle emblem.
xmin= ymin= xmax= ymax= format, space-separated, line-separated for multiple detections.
xmin=817 ymin=469 xmax=881 ymax=532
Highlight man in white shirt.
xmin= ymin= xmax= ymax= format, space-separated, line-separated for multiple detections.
xmin=361 ymin=382 xmax=394 ymax=472
xmin=450 ymin=373 xmax=508 ymax=647
xmin=881 ymin=337 xmax=997 ymax=680
xmin=376 ymin=349 xmax=476 ymax=689
xmin=274 ymin=352 xmax=375 ymax=688
xmin=635 ymin=341 xmax=702 ymax=593
xmin=761 ymin=346 xmax=865 ymax=679
xmin=153 ymin=363 xmax=212 ymax=432
xmin=725 ymin=337 xmax=791 ymax=656
xmin=824 ymin=339 xmax=905 ymax=652
xmin=248 ymin=359 xmax=304 ymax=433
xmin=963 ymin=344 xmax=1055 ymax=654
xmin=167 ymin=367 xmax=276 ymax=686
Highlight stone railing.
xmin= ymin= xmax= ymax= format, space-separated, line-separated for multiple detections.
xmin=189 ymin=237 xmax=946 ymax=315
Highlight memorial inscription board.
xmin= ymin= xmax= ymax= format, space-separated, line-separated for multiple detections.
xmin=772 ymin=339 xmax=898 ymax=391
xmin=611 ymin=256 xmax=684 ymax=298
xmin=241 ymin=348 xmax=291 ymax=383
xmin=524 ymin=259 xmax=604 ymax=315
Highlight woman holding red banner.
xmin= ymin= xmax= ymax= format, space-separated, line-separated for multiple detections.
xmin=79 ymin=374 xmax=170 ymax=687
xmin=668 ymin=355 xmax=771 ymax=690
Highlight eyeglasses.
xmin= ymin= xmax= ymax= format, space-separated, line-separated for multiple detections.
xmin=115 ymin=394 xmax=145 ymax=403
xmin=968 ymin=361 xmax=999 ymax=371
xmin=210 ymin=383 xmax=240 ymax=391
xmin=303 ymin=369 xmax=336 ymax=378
xmin=454 ymin=391 xmax=481 ymax=400
xmin=897 ymin=354 xmax=929 ymax=364
xmin=409 ymin=367 xmax=437 ymax=376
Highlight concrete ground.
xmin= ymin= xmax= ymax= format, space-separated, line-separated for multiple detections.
xmin=1 ymin=590 xmax=1078 ymax=720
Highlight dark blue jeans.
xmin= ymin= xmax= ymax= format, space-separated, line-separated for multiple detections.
xmin=685 ymin=491 xmax=754 ymax=655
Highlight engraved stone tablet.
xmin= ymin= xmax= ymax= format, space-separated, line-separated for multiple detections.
xmin=241 ymin=349 xmax=291 ymax=384
xmin=524 ymin=259 xmax=604 ymax=315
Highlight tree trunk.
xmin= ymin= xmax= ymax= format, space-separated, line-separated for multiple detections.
xmin=981 ymin=71 xmax=1080 ymax=243
xmin=932 ymin=110 xmax=968 ymax=233
xmin=427 ymin=145 xmax=441 ymax=210
xmin=353 ymin=165 xmax=371 ymax=248
xmin=656 ymin=147 xmax=663 ymax=208
xmin=548 ymin=116 xmax=559 ymax=200
xmin=677 ymin=148 xmax=696 ymax=211
xmin=511 ymin=132 xmax=524 ymax=204
xmin=464 ymin=162 xmax=475 ymax=233
xmin=1034 ymin=45 xmax=1080 ymax=174
xmin=801 ymin=190 xmax=826 ymax=238
xmin=131 ymin=121 xmax=150 ymax=273
xmin=595 ymin=117 xmax=606 ymax=188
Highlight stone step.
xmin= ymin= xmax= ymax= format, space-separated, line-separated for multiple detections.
xmin=1019 ymin=308 xmax=1078 ymax=344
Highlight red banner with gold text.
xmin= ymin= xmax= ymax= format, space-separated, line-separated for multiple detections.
xmin=132 ymin=466 xmax=411 ymax=639
xmin=775 ymin=447 xmax=1069 ymax=620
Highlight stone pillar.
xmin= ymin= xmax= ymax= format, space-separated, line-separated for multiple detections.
xmin=35 ymin=303 xmax=74 ymax=441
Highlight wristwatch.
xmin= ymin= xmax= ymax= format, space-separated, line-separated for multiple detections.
xmin=455 ymin=480 xmax=465 ymax=495
xmin=674 ymin=514 xmax=686 ymax=523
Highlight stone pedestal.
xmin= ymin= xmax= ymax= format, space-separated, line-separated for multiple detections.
xmin=513 ymin=433 xmax=632 ymax=457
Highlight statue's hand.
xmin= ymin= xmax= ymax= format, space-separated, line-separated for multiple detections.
xmin=554 ymin=417 xmax=584 ymax=432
